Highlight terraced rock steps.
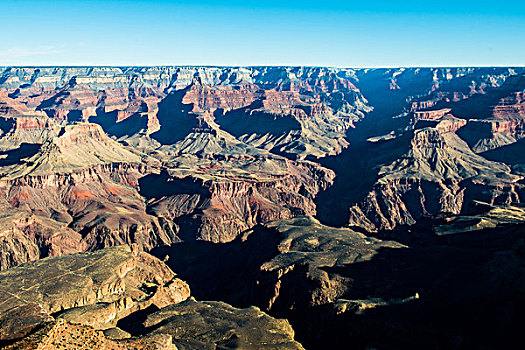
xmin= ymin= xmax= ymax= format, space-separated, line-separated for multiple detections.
xmin=0 ymin=245 xmax=304 ymax=349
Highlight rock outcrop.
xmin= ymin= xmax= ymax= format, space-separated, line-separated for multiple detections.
xmin=0 ymin=245 xmax=189 ymax=343
xmin=153 ymin=215 xmax=404 ymax=323
xmin=154 ymin=211 xmax=525 ymax=349
xmin=348 ymin=122 xmax=522 ymax=232
xmin=3 ymin=319 xmax=178 ymax=350
xmin=0 ymin=245 xmax=303 ymax=349
xmin=251 ymin=217 xmax=405 ymax=311
xmin=144 ymin=298 xmax=303 ymax=349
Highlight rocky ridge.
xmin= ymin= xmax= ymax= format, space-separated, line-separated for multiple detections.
xmin=0 ymin=245 xmax=303 ymax=349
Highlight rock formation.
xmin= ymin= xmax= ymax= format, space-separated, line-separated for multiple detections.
xmin=347 ymin=119 xmax=522 ymax=232
xmin=154 ymin=209 xmax=525 ymax=349
xmin=143 ymin=299 xmax=303 ymax=349
xmin=1 ymin=66 xmax=524 ymax=243
xmin=1 ymin=66 xmax=525 ymax=349
xmin=0 ymin=245 xmax=303 ymax=349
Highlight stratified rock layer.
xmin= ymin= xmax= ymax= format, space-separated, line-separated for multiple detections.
xmin=1 ymin=66 xmax=525 ymax=251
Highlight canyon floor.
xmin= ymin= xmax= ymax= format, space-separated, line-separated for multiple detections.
xmin=1 ymin=66 xmax=524 ymax=349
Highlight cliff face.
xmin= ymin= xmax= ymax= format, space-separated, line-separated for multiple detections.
xmin=0 ymin=123 xmax=180 ymax=269
xmin=348 ymin=122 xmax=522 ymax=232
xmin=0 ymin=163 xmax=180 ymax=269
xmin=197 ymin=162 xmax=333 ymax=242
xmin=143 ymin=157 xmax=334 ymax=243
xmin=0 ymin=115 xmax=60 ymax=148
xmin=0 ymin=207 xmax=86 ymax=270
xmin=0 ymin=159 xmax=183 ymax=262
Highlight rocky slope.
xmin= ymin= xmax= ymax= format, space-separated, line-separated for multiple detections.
xmin=0 ymin=122 xmax=180 ymax=269
xmin=0 ymin=245 xmax=303 ymax=349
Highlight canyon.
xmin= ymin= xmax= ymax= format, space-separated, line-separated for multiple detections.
xmin=0 ymin=66 xmax=524 ymax=349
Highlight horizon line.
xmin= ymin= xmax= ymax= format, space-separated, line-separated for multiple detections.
xmin=1 ymin=64 xmax=524 ymax=69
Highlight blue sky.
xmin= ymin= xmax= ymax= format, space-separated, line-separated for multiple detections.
xmin=0 ymin=0 xmax=524 ymax=67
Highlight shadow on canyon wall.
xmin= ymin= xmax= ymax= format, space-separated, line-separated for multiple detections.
xmin=91 ymin=108 xmax=148 ymax=138
xmin=0 ymin=143 xmax=41 ymax=166
xmin=150 ymin=88 xmax=200 ymax=145
xmin=302 ymin=223 xmax=525 ymax=349
xmin=214 ymin=99 xmax=302 ymax=139
xmin=151 ymin=222 xmax=525 ymax=349
xmin=151 ymin=224 xmax=282 ymax=305
xmin=138 ymin=170 xmax=210 ymax=200
xmin=313 ymin=69 xmax=436 ymax=227
xmin=481 ymin=138 xmax=525 ymax=166
xmin=0 ymin=117 xmax=15 ymax=134
xmin=138 ymin=170 xmax=211 ymax=242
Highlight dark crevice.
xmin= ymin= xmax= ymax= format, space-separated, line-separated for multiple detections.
xmin=214 ymin=99 xmax=301 ymax=139
xmin=116 ymin=304 xmax=160 ymax=336
xmin=0 ymin=143 xmax=41 ymax=166
xmin=150 ymin=88 xmax=199 ymax=145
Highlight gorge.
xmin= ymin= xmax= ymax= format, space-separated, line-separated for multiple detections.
xmin=1 ymin=66 xmax=524 ymax=349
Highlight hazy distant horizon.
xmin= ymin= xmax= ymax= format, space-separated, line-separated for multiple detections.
xmin=1 ymin=65 xmax=525 ymax=69
xmin=1 ymin=0 xmax=524 ymax=67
